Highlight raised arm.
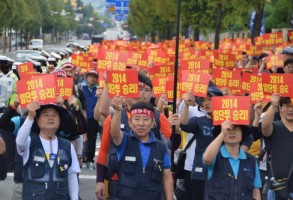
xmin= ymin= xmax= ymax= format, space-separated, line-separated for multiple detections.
xmin=203 ymin=120 xmax=231 ymax=166
xmin=156 ymin=93 xmax=168 ymax=113
xmin=16 ymin=101 xmax=40 ymax=153
xmin=94 ymin=87 xmax=103 ymax=121
xmin=110 ymin=95 xmax=124 ymax=146
xmin=262 ymin=94 xmax=279 ymax=137
xmin=180 ymin=92 xmax=194 ymax=125
xmin=98 ymin=72 xmax=111 ymax=118
xmin=252 ymin=101 xmax=263 ymax=128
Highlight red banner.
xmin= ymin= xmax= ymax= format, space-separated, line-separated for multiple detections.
xmin=181 ymin=71 xmax=210 ymax=97
xmin=213 ymin=53 xmax=236 ymax=69
xmin=151 ymin=76 xmax=173 ymax=98
xmin=212 ymin=68 xmax=242 ymax=94
xmin=106 ymin=69 xmax=140 ymax=98
xmin=180 ymin=59 xmax=210 ymax=73
xmin=150 ymin=64 xmax=174 ymax=77
xmin=288 ymin=30 xmax=293 ymax=42
xmin=17 ymin=74 xmax=57 ymax=108
xmin=262 ymin=73 xmax=293 ymax=97
xmin=18 ymin=62 xmax=34 ymax=78
xmin=71 ymin=53 xmax=92 ymax=74
xmin=241 ymin=72 xmax=262 ymax=93
xmin=55 ymin=77 xmax=73 ymax=100
xmin=212 ymin=96 xmax=250 ymax=125
xmin=254 ymin=32 xmax=284 ymax=46
xmin=97 ymin=49 xmax=127 ymax=71
xmin=249 ymin=82 xmax=271 ymax=104
xmin=165 ymin=80 xmax=181 ymax=100
xmin=265 ymin=54 xmax=284 ymax=69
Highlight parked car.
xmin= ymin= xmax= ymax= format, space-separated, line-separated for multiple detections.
xmin=66 ymin=40 xmax=77 ymax=47
xmin=28 ymin=39 xmax=44 ymax=50
xmin=91 ymin=35 xmax=103 ymax=44
xmin=11 ymin=50 xmax=42 ymax=63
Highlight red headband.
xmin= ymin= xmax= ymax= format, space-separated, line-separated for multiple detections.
xmin=139 ymin=82 xmax=145 ymax=88
xmin=130 ymin=108 xmax=154 ymax=118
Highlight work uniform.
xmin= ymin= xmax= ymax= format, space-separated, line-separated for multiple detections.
xmin=205 ymin=145 xmax=262 ymax=200
xmin=22 ymin=135 xmax=72 ymax=200
xmin=111 ymin=131 xmax=171 ymax=200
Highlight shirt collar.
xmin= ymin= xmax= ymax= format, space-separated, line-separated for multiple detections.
xmin=130 ymin=130 xmax=157 ymax=144
xmin=82 ymin=80 xmax=97 ymax=89
xmin=220 ymin=145 xmax=247 ymax=160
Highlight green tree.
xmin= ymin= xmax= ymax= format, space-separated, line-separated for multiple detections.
xmin=265 ymin=0 xmax=293 ymax=30
xmin=23 ymin=0 xmax=43 ymax=38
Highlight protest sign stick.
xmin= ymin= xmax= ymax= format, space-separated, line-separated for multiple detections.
xmin=171 ymin=0 xmax=181 ymax=172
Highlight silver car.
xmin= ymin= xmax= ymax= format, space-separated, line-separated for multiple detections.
xmin=11 ymin=50 xmax=42 ymax=63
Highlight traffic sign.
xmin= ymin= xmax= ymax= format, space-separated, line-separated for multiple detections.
xmin=109 ymin=5 xmax=116 ymax=13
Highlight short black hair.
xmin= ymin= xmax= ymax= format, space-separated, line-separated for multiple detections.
xmin=259 ymin=53 xmax=269 ymax=60
xmin=138 ymin=74 xmax=153 ymax=89
xmin=284 ymin=59 xmax=293 ymax=67
xmin=130 ymin=102 xmax=155 ymax=113
xmin=279 ymin=97 xmax=291 ymax=107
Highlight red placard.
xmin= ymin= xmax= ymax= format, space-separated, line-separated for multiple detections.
xmin=151 ymin=76 xmax=173 ymax=98
xmin=181 ymin=71 xmax=211 ymax=97
xmin=213 ymin=53 xmax=236 ymax=69
xmin=88 ymin=44 xmax=100 ymax=54
xmin=180 ymin=59 xmax=210 ymax=73
xmin=262 ymin=73 xmax=293 ymax=97
xmin=249 ymin=82 xmax=271 ymax=104
xmin=55 ymin=77 xmax=73 ymax=100
xmin=288 ymin=30 xmax=293 ymax=42
xmin=235 ymin=66 xmax=259 ymax=75
xmin=151 ymin=64 xmax=174 ymax=77
xmin=126 ymin=52 xmax=148 ymax=69
xmin=289 ymin=86 xmax=293 ymax=104
xmin=241 ymin=73 xmax=262 ymax=93
xmin=212 ymin=96 xmax=250 ymax=125
xmin=72 ymin=53 xmax=93 ymax=74
xmin=254 ymin=32 xmax=284 ymax=46
xmin=106 ymin=69 xmax=139 ymax=98
xmin=212 ymin=68 xmax=242 ymax=94
xmin=193 ymin=41 xmax=212 ymax=50
xmin=180 ymin=49 xmax=198 ymax=60
xmin=96 ymin=69 xmax=105 ymax=88
xmin=147 ymin=50 xmax=168 ymax=64
xmin=246 ymin=45 xmax=263 ymax=56
xmin=165 ymin=80 xmax=181 ymax=100
xmin=97 ymin=49 xmax=127 ymax=71
xmin=17 ymin=74 xmax=57 ymax=108
xmin=18 ymin=62 xmax=34 ymax=78
xmin=235 ymin=43 xmax=251 ymax=52
xmin=265 ymin=54 xmax=284 ymax=69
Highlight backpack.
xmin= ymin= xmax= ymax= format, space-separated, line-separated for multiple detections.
xmin=0 ymin=75 xmax=15 ymax=106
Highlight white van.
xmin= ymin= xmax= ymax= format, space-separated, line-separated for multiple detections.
xmin=28 ymin=39 xmax=44 ymax=50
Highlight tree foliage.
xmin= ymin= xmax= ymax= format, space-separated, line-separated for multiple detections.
xmin=127 ymin=0 xmax=292 ymax=44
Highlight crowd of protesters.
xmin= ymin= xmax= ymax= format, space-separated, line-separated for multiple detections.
xmin=0 ymin=34 xmax=293 ymax=200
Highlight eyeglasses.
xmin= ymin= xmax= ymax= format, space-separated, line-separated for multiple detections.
xmin=281 ymin=104 xmax=293 ymax=110
xmin=139 ymin=88 xmax=152 ymax=93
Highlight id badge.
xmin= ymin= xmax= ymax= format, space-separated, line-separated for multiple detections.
xmin=50 ymin=153 xmax=57 ymax=161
